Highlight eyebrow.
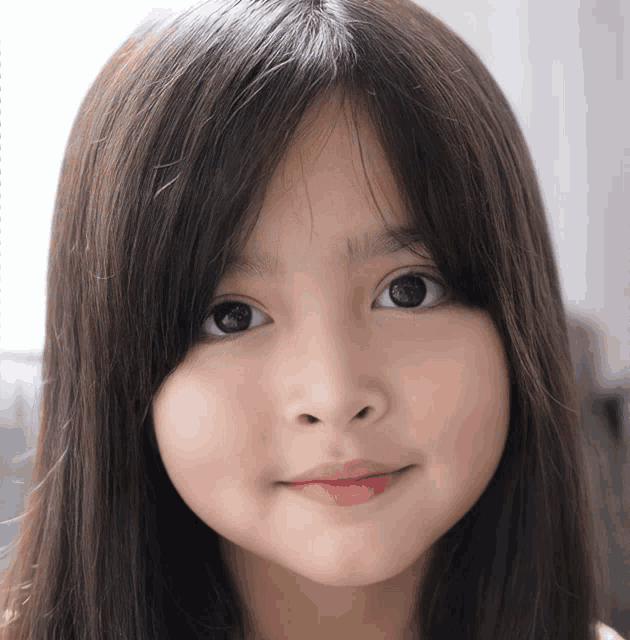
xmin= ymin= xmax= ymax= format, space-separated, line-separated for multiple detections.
xmin=221 ymin=224 xmax=431 ymax=280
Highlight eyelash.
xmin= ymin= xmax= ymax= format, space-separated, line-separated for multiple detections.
xmin=203 ymin=269 xmax=448 ymax=341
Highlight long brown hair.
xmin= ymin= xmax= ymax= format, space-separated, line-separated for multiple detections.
xmin=1 ymin=1 xmax=605 ymax=638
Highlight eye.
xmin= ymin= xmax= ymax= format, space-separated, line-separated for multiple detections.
xmin=373 ymin=269 xmax=446 ymax=310
xmin=203 ymin=300 xmax=269 ymax=339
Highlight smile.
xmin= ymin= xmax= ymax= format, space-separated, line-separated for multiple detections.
xmin=281 ymin=465 xmax=415 ymax=507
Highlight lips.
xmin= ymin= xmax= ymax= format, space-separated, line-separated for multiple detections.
xmin=279 ymin=458 xmax=411 ymax=485
xmin=281 ymin=465 xmax=415 ymax=507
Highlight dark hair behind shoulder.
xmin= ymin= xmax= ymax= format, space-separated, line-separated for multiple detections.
xmin=1 ymin=1 xmax=605 ymax=638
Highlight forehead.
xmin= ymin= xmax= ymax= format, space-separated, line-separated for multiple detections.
xmin=222 ymin=97 xmax=428 ymax=281
xmin=266 ymin=96 xmax=397 ymax=207
xmin=269 ymin=100 xmax=403 ymax=222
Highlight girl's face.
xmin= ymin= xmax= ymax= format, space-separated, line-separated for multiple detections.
xmin=152 ymin=99 xmax=510 ymax=590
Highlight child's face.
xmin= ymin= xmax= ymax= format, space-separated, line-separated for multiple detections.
xmin=152 ymin=98 xmax=510 ymax=589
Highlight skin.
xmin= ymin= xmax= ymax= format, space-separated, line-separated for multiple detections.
xmin=151 ymin=97 xmax=511 ymax=640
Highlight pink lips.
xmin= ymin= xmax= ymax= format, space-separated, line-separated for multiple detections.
xmin=285 ymin=473 xmax=395 ymax=506
xmin=279 ymin=459 xmax=413 ymax=507
xmin=282 ymin=458 xmax=406 ymax=484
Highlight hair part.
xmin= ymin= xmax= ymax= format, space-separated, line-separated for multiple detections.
xmin=1 ymin=1 xmax=606 ymax=638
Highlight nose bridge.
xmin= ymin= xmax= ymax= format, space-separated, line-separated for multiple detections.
xmin=290 ymin=271 xmax=365 ymax=375
xmin=306 ymin=312 xmax=360 ymax=381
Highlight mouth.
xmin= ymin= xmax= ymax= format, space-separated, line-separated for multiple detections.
xmin=279 ymin=458 xmax=413 ymax=484
xmin=278 ymin=465 xmax=415 ymax=507
xmin=279 ymin=467 xmax=411 ymax=486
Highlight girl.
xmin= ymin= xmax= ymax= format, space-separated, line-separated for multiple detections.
xmin=0 ymin=0 xmax=623 ymax=638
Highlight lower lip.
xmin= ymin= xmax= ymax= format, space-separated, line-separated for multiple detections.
xmin=282 ymin=467 xmax=412 ymax=507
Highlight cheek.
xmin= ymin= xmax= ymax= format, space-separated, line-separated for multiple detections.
xmin=450 ymin=354 xmax=510 ymax=472
xmin=454 ymin=401 xmax=502 ymax=469
xmin=153 ymin=379 xmax=232 ymax=469
xmin=401 ymin=341 xmax=509 ymax=467
xmin=152 ymin=369 xmax=273 ymax=485
xmin=400 ymin=357 xmax=469 ymax=441
xmin=151 ymin=372 xmax=269 ymax=525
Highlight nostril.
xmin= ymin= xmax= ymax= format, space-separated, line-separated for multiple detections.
xmin=298 ymin=408 xmax=369 ymax=425
xmin=356 ymin=407 xmax=370 ymax=419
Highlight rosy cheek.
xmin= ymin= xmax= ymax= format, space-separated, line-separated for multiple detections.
xmin=155 ymin=383 xmax=222 ymax=465
xmin=170 ymin=388 xmax=208 ymax=438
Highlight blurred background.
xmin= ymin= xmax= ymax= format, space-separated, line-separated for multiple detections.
xmin=1 ymin=0 xmax=628 ymax=635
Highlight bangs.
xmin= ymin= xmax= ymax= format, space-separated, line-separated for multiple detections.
xmin=209 ymin=85 xmax=492 ymax=324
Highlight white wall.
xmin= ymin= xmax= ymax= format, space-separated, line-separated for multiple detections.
xmin=422 ymin=0 xmax=629 ymax=383
xmin=1 ymin=0 xmax=628 ymax=381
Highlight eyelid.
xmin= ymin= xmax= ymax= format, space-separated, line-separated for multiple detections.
xmin=373 ymin=264 xmax=442 ymax=296
xmin=207 ymin=293 xmax=268 ymax=312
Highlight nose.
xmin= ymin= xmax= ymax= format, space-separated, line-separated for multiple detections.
xmin=272 ymin=313 xmax=389 ymax=432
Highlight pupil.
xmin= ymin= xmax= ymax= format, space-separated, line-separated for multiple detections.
xmin=215 ymin=302 xmax=252 ymax=333
xmin=390 ymin=275 xmax=426 ymax=307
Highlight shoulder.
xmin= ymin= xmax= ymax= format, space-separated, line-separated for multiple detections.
xmin=596 ymin=621 xmax=627 ymax=640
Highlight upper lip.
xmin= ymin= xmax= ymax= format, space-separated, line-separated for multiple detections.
xmin=280 ymin=458 xmax=410 ymax=484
